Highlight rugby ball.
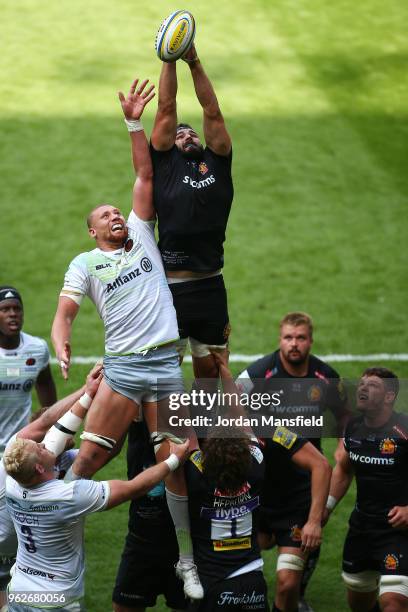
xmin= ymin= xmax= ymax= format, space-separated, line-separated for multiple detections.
xmin=155 ymin=10 xmax=195 ymax=62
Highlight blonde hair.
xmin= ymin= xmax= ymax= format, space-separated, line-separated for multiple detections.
xmin=280 ymin=312 xmax=313 ymax=337
xmin=3 ymin=438 xmax=39 ymax=486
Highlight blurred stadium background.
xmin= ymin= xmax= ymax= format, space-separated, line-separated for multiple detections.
xmin=1 ymin=0 xmax=407 ymax=609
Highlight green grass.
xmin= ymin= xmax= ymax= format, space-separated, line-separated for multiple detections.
xmin=1 ymin=0 xmax=408 ymax=609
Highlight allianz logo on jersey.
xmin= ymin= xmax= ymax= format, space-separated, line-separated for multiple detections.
xmin=106 ymin=257 xmax=153 ymax=294
xmin=349 ymin=450 xmax=395 ymax=465
xmin=182 ymin=175 xmax=215 ymax=189
xmin=0 ymin=380 xmax=33 ymax=392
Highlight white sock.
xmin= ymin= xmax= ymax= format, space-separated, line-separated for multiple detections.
xmin=165 ymin=488 xmax=194 ymax=565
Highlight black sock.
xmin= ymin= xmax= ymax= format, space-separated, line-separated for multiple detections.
xmin=369 ymin=603 xmax=381 ymax=612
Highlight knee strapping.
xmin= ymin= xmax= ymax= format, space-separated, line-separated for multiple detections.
xmin=150 ymin=431 xmax=186 ymax=454
xmin=80 ymin=431 xmax=116 ymax=450
xmin=379 ymin=574 xmax=408 ymax=598
xmin=277 ymin=553 xmax=305 ymax=572
xmin=342 ymin=570 xmax=379 ymax=593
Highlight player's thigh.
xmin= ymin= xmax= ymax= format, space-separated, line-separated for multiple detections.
xmin=112 ymin=532 xmax=161 ymax=610
xmin=199 ymin=572 xmax=269 ymax=611
xmin=85 ymin=379 xmax=139 ymax=440
xmin=377 ymin=529 xmax=408 ymax=610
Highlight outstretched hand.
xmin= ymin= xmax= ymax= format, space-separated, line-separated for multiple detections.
xmin=118 ymin=78 xmax=156 ymax=120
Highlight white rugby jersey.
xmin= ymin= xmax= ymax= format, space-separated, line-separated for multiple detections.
xmin=0 ymin=333 xmax=50 ymax=454
xmin=0 ymin=442 xmax=78 ymax=559
xmin=61 ymin=211 xmax=179 ymax=355
xmin=6 ymin=476 xmax=110 ymax=603
xmin=0 ymin=436 xmax=17 ymax=557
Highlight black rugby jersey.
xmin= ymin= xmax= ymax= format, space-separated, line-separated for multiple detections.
xmin=185 ymin=443 xmax=264 ymax=589
xmin=344 ymin=412 xmax=408 ymax=519
xmin=126 ymin=422 xmax=177 ymax=549
xmin=150 ymin=144 xmax=233 ymax=272
xmin=242 ymin=350 xmax=347 ymax=449
xmin=258 ymin=433 xmax=310 ymax=514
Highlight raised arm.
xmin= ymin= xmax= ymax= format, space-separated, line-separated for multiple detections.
xmin=291 ymin=442 xmax=332 ymax=550
xmin=51 ymin=296 xmax=80 ymax=380
xmin=151 ymin=62 xmax=178 ymax=151
xmin=119 ymin=78 xmax=156 ymax=221
xmin=183 ymin=45 xmax=231 ymax=156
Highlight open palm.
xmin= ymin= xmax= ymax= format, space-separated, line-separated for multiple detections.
xmin=119 ymin=78 xmax=155 ymax=120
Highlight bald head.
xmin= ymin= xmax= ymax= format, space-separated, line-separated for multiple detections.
xmin=86 ymin=203 xmax=115 ymax=229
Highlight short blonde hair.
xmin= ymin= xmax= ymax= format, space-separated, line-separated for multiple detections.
xmin=3 ymin=438 xmax=39 ymax=486
xmin=279 ymin=312 xmax=313 ymax=337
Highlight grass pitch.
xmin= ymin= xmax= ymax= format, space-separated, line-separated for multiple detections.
xmin=1 ymin=0 xmax=408 ymax=609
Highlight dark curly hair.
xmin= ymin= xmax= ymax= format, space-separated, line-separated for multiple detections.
xmin=201 ymin=427 xmax=252 ymax=495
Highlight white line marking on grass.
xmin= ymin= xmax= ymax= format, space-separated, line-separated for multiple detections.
xmin=50 ymin=353 xmax=408 ymax=365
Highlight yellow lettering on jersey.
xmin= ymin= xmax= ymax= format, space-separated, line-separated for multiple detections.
xmin=213 ymin=537 xmax=251 ymax=551
xmin=189 ymin=450 xmax=203 ymax=472
xmin=272 ymin=426 xmax=297 ymax=449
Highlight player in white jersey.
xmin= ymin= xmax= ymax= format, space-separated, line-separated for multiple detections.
xmin=3 ymin=427 xmax=189 ymax=611
xmin=0 ymin=366 xmax=102 ymax=610
xmin=51 ymin=79 xmax=203 ymax=599
xmin=0 ymin=287 xmax=57 ymax=456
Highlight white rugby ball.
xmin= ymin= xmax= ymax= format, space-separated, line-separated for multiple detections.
xmin=155 ymin=10 xmax=195 ymax=63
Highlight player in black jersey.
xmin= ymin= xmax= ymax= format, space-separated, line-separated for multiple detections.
xmin=325 ymin=367 xmax=408 ymax=612
xmin=149 ymin=44 xmax=233 ymax=380
xmin=185 ymin=351 xmax=269 ymax=611
xmin=112 ymin=422 xmax=188 ymax=612
xmin=237 ymin=312 xmax=348 ymax=612
xmin=257 ymin=434 xmax=331 ymax=612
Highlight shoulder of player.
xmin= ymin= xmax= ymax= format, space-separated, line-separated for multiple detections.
xmin=204 ymin=146 xmax=233 ymax=162
xmin=309 ymin=354 xmax=340 ymax=379
xmin=246 ymin=351 xmax=278 ymax=379
xmin=391 ymin=412 xmax=408 ymax=440
xmin=149 ymin=142 xmax=178 ymax=163
xmin=20 ymin=332 xmax=48 ymax=354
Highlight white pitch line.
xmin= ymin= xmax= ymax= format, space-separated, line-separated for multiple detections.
xmin=50 ymin=353 xmax=408 ymax=365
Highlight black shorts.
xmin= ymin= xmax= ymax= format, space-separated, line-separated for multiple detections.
xmin=194 ymin=571 xmax=269 ymax=611
xmin=112 ymin=531 xmax=188 ymax=609
xmin=343 ymin=510 xmax=408 ymax=576
xmin=169 ymin=275 xmax=230 ymax=345
xmin=258 ymin=506 xmax=310 ymax=548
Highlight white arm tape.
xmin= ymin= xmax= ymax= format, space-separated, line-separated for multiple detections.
xmin=78 ymin=392 xmax=92 ymax=409
xmin=124 ymin=118 xmax=144 ymax=132
xmin=43 ymin=410 xmax=83 ymax=455
xmin=60 ymin=290 xmax=84 ymax=306
xmin=326 ymin=495 xmax=338 ymax=511
xmin=164 ymin=453 xmax=180 ymax=472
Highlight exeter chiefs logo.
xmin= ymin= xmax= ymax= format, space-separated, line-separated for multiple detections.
xmin=308 ymin=384 xmax=322 ymax=402
xmin=379 ymin=438 xmax=396 ymax=455
xmin=290 ymin=525 xmax=302 ymax=542
xmin=384 ymin=553 xmax=399 ymax=571
xmin=198 ymin=161 xmax=209 ymax=175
